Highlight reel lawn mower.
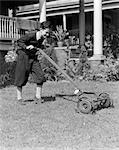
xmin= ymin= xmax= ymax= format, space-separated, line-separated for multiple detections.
xmin=37 ymin=48 xmax=114 ymax=114
xmin=76 ymin=92 xmax=113 ymax=114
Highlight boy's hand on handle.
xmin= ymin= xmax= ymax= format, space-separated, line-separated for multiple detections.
xmin=26 ymin=45 xmax=34 ymax=50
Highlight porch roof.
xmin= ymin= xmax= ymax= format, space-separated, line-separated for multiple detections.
xmin=0 ymin=0 xmax=39 ymax=8
xmin=16 ymin=0 xmax=119 ymax=19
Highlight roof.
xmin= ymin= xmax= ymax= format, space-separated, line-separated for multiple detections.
xmin=0 ymin=0 xmax=39 ymax=8
xmin=16 ymin=0 xmax=119 ymax=19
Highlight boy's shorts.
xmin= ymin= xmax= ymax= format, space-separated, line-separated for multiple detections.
xmin=14 ymin=50 xmax=46 ymax=87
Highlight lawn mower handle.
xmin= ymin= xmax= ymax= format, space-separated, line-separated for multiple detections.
xmin=36 ymin=48 xmax=82 ymax=93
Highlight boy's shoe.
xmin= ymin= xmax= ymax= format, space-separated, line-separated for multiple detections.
xmin=17 ymin=99 xmax=26 ymax=105
xmin=33 ymin=97 xmax=44 ymax=104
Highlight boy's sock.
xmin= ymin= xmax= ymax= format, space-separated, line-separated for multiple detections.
xmin=17 ymin=86 xmax=22 ymax=100
xmin=36 ymin=85 xmax=42 ymax=99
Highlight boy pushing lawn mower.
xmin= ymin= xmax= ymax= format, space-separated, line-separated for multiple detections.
xmin=14 ymin=21 xmax=113 ymax=113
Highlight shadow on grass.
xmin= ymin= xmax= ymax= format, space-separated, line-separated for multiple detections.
xmin=24 ymin=96 xmax=56 ymax=103
xmin=56 ymin=94 xmax=77 ymax=103
xmin=24 ymin=95 xmax=77 ymax=104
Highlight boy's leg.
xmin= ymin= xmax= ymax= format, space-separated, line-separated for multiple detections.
xmin=14 ymin=51 xmax=29 ymax=102
xmin=31 ymin=60 xmax=46 ymax=102
xmin=16 ymin=86 xmax=26 ymax=105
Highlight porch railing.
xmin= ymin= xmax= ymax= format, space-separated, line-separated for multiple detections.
xmin=0 ymin=15 xmax=25 ymax=40
xmin=0 ymin=15 xmax=39 ymax=40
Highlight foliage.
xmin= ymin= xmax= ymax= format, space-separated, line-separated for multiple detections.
xmin=65 ymin=44 xmax=119 ymax=82
xmin=53 ymin=25 xmax=69 ymax=42
xmin=66 ymin=46 xmax=91 ymax=79
xmin=5 ymin=50 xmax=17 ymax=63
xmin=0 ymin=50 xmax=17 ymax=88
xmin=103 ymin=34 xmax=119 ymax=59
xmin=74 ymin=46 xmax=90 ymax=78
xmin=0 ymin=62 xmax=16 ymax=88
xmin=85 ymin=34 xmax=93 ymax=51
xmin=84 ymin=55 xmax=119 ymax=81
xmin=37 ymin=45 xmax=58 ymax=81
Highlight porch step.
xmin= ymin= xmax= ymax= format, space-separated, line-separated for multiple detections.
xmin=0 ymin=41 xmax=14 ymax=51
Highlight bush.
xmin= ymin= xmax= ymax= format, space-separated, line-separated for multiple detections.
xmin=0 ymin=62 xmax=16 ymax=88
xmin=84 ymin=55 xmax=119 ymax=81
xmin=37 ymin=45 xmax=58 ymax=81
xmin=65 ymin=46 xmax=91 ymax=79
xmin=0 ymin=50 xmax=17 ymax=88
xmin=74 ymin=46 xmax=90 ymax=77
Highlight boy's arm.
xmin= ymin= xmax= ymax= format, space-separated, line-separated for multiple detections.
xmin=17 ymin=32 xmax=35 ymax=49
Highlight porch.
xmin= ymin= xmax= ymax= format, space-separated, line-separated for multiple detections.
xmin=0 ymin=15 xmax=40 ymax=51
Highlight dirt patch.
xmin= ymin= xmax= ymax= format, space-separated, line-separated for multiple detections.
xmin=0 ymin=81 xmax=119 ymax=150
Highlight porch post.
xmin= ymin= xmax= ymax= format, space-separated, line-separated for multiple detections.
xmin=89 ymin=0 xmax=105 ymax=68
xmin=79 ymin=0 xmax=85 ymax=46
xmin=92 ymin=0 xmax=103 ymax=59
xmin=39 ymin=0 xmax=46 ymax=23
xmin=63 ymin=14 xmax=66 ymax=30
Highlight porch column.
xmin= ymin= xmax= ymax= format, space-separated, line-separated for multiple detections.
xmin=63 ymin=14 xmax=66 ymax=30
xmin=79 ymin=0 xmax=85 ymax=46
xmin=89 ymin=0 xmax=105 ymax=69
xmin=39 ymin=0 xmax=46 ymax=23
xmin=93 ymin=0 xmax=103 ymax=59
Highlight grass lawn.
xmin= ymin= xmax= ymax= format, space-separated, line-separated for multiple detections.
xmin=0 ymin=80 xmax=119 ymax=150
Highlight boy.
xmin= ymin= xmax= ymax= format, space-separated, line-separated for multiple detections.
xmin=14 ymin=21 xmax=50 ymax=104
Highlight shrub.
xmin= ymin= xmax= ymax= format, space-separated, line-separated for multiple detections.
xmin=84 ymin=55 xmax=119 ymax=81
xmin=74 ymin=46 xmax=90 ymax=77
xmin=0 ymin=62 xmax=16 ymax=88
xmin=37 ymin=45 xmax=58 ymax=81
xmin=65 ymin=46 xmax=91 ymax=79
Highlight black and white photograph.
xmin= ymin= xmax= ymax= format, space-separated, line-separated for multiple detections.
xmin=0 ymin=0 xmax=119 ymax=149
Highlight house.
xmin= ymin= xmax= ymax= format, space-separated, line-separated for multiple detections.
xmin=15 ymin=0 xmax=119 ymax=62
xmin=16 ymin=0 xmax=119 ymax=37
xmin=0 ymin=0 xmax=119 ymax=65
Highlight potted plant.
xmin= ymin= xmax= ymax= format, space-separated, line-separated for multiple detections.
xmin=53 ymin=25 xmax=69 ymax=47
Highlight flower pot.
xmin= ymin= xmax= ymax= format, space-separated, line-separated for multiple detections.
xmin=57 ymin=41 xmax=64 ymax=47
